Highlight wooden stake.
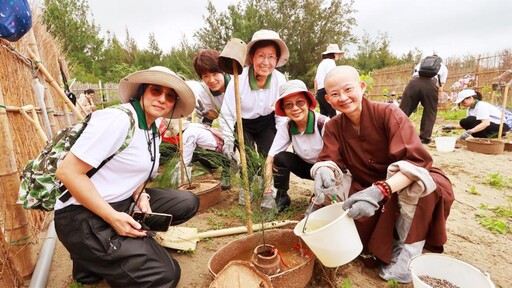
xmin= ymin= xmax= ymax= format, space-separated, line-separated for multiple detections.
xmin=18 ymin=105 xmax=48 ymax=145
xmin=498 ymin=83 xmax=510 ymax=140
xmin=26 ymin=48 xmax=84 ymax=121
xmin=232 ymin=62 xmax=253 ymax=234
xmin=178 ymin=118 xmax=185 ymax=185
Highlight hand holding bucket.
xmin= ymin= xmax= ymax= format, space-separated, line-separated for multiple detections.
xmin=294 ymin=202 xmax=363 ymax=267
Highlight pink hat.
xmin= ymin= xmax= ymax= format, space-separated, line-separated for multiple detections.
xmin=275 ymin=80 xmax=316 ymax=116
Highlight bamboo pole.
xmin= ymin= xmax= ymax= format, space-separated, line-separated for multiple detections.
xmin=26 ymin=48 xmax=84 ymax=121
xmin=27 ymin=29 xmax=58 ymax=134
xmin=178 ymin=118 xmax=185 ymax=185
xmin=0 ymin=85 xmax=36 ymax=278
xmin=18 ymin=105 xmax=48 ymax=145
xmin=498 ymin=83 xmax=510 ymax=140
xmin=232 ymin=62 xmax=253 ymax=234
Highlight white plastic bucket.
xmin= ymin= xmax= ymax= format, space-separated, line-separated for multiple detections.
xmin=408 ymin=254 xmax=495 ymax=288
xmin=293 ymin=202 xmax=362 ymax=267
xmin=434 ymin=136 xmax=457 ymax=152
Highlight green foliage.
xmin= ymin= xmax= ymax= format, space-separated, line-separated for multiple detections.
xmin=339 ymin=278 xmax=351 ymax=288
xmin=483 ymin=173 xmax=510 ymax=190
xmin=438 ymin=109 xmax=465 ymax=120
xmin=476 ymin=198 xmax=512 ymax=234
xmin=177 ymin=248 xmax=196 ymax=255
xmin=43 ymin=0 xmax=103 ymax=81
xmin=386 ymin=279 xmax=401 ymax=287
xmin=68 ymin=282 xmax=84 ymax=288
xmin=206 ymin=217 xmax=226 ymax=230
xmin=466 ymin=185 xmax=481 ymax=195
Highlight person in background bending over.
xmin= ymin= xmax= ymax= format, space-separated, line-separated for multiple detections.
xmin=314 ymin=43 xmax=343 ymax=118
xmin=442 ymin=89 xmax=510 ymax=140
xmin=261 ymin=80 xmax=329 ymax=212
xmin=55 ymin=66 xmax=199 ymax=287
xmin=311 ymin=65 xmax=454 ymax=284
xmin=219 ymin=29 xmax=288 ymax=204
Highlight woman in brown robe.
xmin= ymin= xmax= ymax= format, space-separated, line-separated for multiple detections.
xmin=311 ymin=65 xmax=454 ymax=284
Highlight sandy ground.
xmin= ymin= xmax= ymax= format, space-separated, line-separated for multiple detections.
xmin=44 ymin=141 xmax=512 ymax=288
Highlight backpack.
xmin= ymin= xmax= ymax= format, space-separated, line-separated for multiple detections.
xmin=0 ymin=0 xmax=32 ymax=42
xmin=17 ymin=105 xmax=135 ymax=211
xmin=418 ymin=56 xmax=443 ymax=78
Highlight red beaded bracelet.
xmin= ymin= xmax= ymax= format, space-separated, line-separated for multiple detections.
xmin=374 ymin=180 xmax=392 ymax=198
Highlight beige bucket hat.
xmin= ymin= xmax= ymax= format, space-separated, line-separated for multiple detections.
xmin=119 ymin=66 xmax=195 ymax=119
xmin=322 ymin=44 xmax=343 ymax=55
xmin=246 ymin=29 xmax=289 ymax=67
xmin=275 ymin=80 xmax=316 ymax=116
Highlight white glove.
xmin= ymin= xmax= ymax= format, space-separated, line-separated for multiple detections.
xmin=222 ymin=140 xmax=235 ymax=159
xmin=313 ymin=167 xmax=337 ymax=196
xmin=195 ymin=99 xmax=208 ymax=118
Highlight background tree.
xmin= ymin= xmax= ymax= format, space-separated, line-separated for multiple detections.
xmin=43 ymin=0 xmax=103 ymax=82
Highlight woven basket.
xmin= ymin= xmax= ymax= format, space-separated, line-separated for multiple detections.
xmin=465 ymin=138 xmax=504 ymax=155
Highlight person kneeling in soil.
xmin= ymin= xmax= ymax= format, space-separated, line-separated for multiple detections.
xmin=261 ymin=80 xmax=329 ymax=212
xmin=442 ymin=89 xmax=510 ymax=140
xmin=311 ymin=66 xmax=454 ymax=283
xmin=55 ymin=67 xmax=199 ymax=287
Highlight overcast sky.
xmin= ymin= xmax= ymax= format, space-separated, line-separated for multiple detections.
xmin=87 ymin=0 xmax=511 ymax=59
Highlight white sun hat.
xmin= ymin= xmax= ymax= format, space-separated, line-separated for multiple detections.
xmin=454 ymin=89 xmax=476 ymax=104
xmin=245 ymin=29 xmax=289 ymax=67
xmin=118 ymin=66 xmax=195 ymax=119
xmin=274 ymin=79 xmax=316 ymax=116
xmin=322 ymin=44 xmax=343 ymax=55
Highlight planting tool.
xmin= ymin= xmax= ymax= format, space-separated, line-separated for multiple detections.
xmin=156 ymin=220 xmax=298 ymax=251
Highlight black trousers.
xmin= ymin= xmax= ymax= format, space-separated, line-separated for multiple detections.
xmin=460 ymin=116 xmax=510 ymax=138
xmin=273 ymin=151 xmax=313 ymax=191
xmin=55 ymin=188 xmax=199 ymax=287
xmin=316 ymin=88 xmax=336 ymax=118
xmin=400 ymin=77 xmax=439 ymax=142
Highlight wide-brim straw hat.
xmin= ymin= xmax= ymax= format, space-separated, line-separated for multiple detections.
xmin=322 ymin=44 xmax=343 ymax=55
xmin=119 ymin=66 xmax=195 ymax=119
xmin=454 ymin=89 xmax=476 ymax=104
xmin=275 ymin=79 xmax=316 ymax=116
xmin=245 ymin=29 xmax=289 ymax=68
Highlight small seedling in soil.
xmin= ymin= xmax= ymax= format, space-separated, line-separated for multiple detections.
xmin=339 ymin=278 xmax=351 ymax=288
xmin=466 ymin=185 xmax=480 ymax=195
xmin=386 ymin=279 xmax=401 ymax=287
xmin=177 ymin=248 xmax=196 ymax=255
xmin=476 ymin=199 xmax=512 ymax=234
xmin=483 ymin=173 xmax=510 ymax=190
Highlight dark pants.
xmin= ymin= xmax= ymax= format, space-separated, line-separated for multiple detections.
xmin=55 ymin=188 xmax=199 ymax=287
xmin=316 ymin=88 xmax=336 ymax=118
xmin=400 ymin=77 xmax=439 ymax=142
xmin=273 ymin=151 xmax=313 ymax=191
xmin=460 ymin=116 xmax=510 ymax=138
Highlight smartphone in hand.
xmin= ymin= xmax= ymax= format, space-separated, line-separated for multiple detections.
xmin=132 ymin=211 xmax=173 ymax=232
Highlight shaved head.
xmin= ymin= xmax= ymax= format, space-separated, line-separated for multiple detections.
xmin=325 ymin=65 xmax=360 ymax=84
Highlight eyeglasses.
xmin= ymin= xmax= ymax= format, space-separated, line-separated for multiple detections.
xmin=255 ymin=53 xmax=277 ymax=63
xmin=147 ymin=84 xmax=178 ymax=102
xmin=283 ymin=99 xmax=307 ymax=110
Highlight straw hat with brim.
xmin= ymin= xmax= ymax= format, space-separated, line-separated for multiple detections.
xmin=275 ymin=80 xmax=316 ymax=116
xmin=245 ymin=29 xmax=289 ymax=68
xmin=322 ymin=44 xmax=343 ymax=55
xmin=454 ymin=89 xmax=476 ymax=104
xmin=119 ymin=66 xmax=195 ymax=119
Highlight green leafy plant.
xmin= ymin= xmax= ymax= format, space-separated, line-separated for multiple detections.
xmin=68 ymin=282 xmax=84 ymax=288
xmin=476 ymin=201 xmax=512 ymax=234
xmin=177 ymin=248 xmax=196 ymax=255
xmin=466 ymin=185 xmax=481 ymax=195
xmin=386 ymin=279 xmax=401 ymax=287
xmin=483 ymin=173 xmax=510 ymax=190
xmin=339 ymin=278 xmax=351 ymax=288
xmin=206 ymin=216 xmax=225 ymax=230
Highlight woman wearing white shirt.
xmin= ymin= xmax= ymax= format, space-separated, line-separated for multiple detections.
xmin=446 ymin=89 xmax=510 ymax=139
xmin=261 ymin=80 xmax=328 ymax=212
xmin=314 ymin=44 xmax=343 ymax=118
